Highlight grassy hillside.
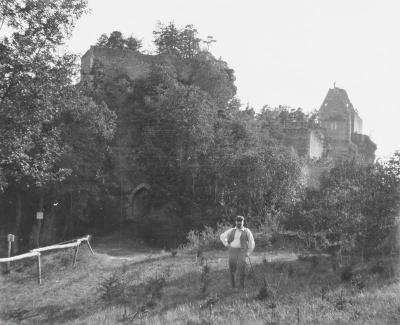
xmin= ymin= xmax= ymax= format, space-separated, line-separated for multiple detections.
xmin=1 ymin=239 xmax=399 ymax=324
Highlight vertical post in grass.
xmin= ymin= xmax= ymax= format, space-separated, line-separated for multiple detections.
xmin=73 ymin=244 xmax=80 ymax=267
xmin=297 ymin=307 xmax=300 ymax=324
xmin=37 ymin=253 xmax=42 ymax=284
xmin=36 ymin=211 xmax=44 ymax=248
xmin=6 ymin=234 xmax=15 ymax=273
xmin=86 ymin=235 xmax=95 ymax=255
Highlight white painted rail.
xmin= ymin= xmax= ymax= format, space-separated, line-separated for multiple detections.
xmin=30 ymin=235 xmax=91 ymax=253
xmin=1 ymin=234 xmax=94 ymax=284
xmin=0 ymin=251 xmax=40 ymax=262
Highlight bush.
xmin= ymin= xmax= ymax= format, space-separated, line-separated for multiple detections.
xmin=184 ymin=222 xmax=231 ymax=252
xmin=284 ymin=157 xmax=400 ymax=259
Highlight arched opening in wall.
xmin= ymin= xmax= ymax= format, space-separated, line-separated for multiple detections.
xmin=126 ymin=184 xmax=150 ymax=220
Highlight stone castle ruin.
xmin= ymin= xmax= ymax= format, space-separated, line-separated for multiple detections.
xmin=279 ymin=86 xmax=376 ymax=164
xmin=319 ymin=86 xmax=375 ymax=163
xmin=80 ymin=47 xmax=377 ymax=217
xmin=81 ymin=46 xmax=208 ymax=221
xmin=81 ymin=46 xmax=376 ymax=165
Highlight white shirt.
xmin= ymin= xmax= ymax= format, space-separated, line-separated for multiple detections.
xmin=220 ymin=227 xmax=255 ymax=253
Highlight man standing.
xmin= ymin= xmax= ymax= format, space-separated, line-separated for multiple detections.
xmin=220 ymin=216 xmax=255 ymax=290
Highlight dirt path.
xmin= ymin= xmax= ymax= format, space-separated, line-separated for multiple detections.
xmin=91 ymin=235 xmax=170 ymax=263
xmin=92 ymin=234 xmax=301 ymax=266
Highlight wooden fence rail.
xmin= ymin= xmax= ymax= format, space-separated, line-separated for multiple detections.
xmin=0 ymin=251 xmax=40 ymax=262
xmin=0 ymin=235 xmax=94 ymax=284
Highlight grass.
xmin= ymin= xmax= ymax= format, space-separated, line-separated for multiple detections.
xmin=0 ymin=241 xmax=399 ymax=325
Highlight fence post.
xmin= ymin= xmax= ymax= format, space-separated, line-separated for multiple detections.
xmin=73 ymin=244 xmax=80 ymax=267
xmin=37 ymin=253 xmax=42 ymax=284
xmin=6 ymin=234 xmax=15 ymax=273
xmin=86 ymin=235 xmax=95 ymax=255
xmin=36 ymin=211 xmax=44 ymax=248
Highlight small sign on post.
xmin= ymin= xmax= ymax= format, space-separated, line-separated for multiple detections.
xmin=36 ymin=211 xmax=43 ymax=248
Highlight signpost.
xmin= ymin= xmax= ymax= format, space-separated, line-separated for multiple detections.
xmin=6 ymin=234 xmax=15 ymax=272
xmin=36 ymin=211 xmax=43 ymax=247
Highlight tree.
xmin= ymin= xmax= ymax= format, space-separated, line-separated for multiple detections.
xmin=153 ymin=22 xmax=202 ymax=59
xmin=179 ymin=24 xmax=201 ymax=59
xmin=287 ymin=157 xmax=400 ymax=258
xmin=209 ymin=106 xmax=302 ymax=224
xmin=203 ymin=36 xmax=216 ymax=51
xmin=0 ymin=0 xmax=115 ymax=250
xmin=188 ymin=51 xmax=236 ymax=107
xmin=96 ymin=31 xmax=142 ymax=51
xmin=136 ymin=76 xmax=216 ymax=207
xmin=153 ymin=21 xmax=182 ymax=57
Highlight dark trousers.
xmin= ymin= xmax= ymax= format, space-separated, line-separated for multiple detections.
xmin=228 ymin=247 xmax=246 ymax=289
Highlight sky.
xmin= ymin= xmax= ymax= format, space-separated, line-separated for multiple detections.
xmin=67 ymin=0 xmax=400 ymax=159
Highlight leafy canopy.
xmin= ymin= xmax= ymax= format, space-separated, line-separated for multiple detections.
xmin=153 ymin=22 xmax=203 ymax=59
xmin=0 ymin=0 xmax=115 ymax=191
xmin=96 ymin=31 xmax=142 ymax=51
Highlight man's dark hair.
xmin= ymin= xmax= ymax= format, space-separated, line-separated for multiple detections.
xmin=236 ymin=215 xmax=244 ymax=222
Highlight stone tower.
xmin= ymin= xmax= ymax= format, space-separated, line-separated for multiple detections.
xmin=318 ymin=86 xmax=376 ymax=163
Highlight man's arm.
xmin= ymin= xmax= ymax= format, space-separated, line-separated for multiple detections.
xmin=247 ymin=229 xmax=255 ymax=254
xmin=220 ymin=228 xmax=233 ymax=247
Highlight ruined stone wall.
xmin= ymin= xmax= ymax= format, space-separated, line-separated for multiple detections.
xmin=352 ymin=110 xmax=363 ymax=134
xmin=80 ymin=47 xmax=204 ymax=222
xmin=325 ymin=140 xmax=358 ymax=161
xmin=81 ymin=46 xmax=194 ymax=85
xmin=282 ymin=128 xmax=311 ymax=158
xmin=282 ymin=128 xmax=324 ymax=160
xmin=320 ymin=118 xmax=351 ymax=142
xmin=81 ymin=46 xmax=159 ymax=82
xmin=80 ymin=47 xmax=163 ymax=222
xmin=309 ymin=130 xmax=324 ymax=159
xmin=352 ymin=134 xmax=377 ymax=164
xmin=81 ymin=49 xmax=94 ymax=76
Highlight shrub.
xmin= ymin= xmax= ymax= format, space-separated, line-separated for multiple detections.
xmin=98 ymin=273 xmax=125 ymax=305
xmin=340 ymin=265 xmax=353 ymax=282
xmin=200 ymin=263 xmax=211 ymax=296
xmin=184 ymin=222 xmax=230 ymax=252
xmin=284 ymin=157 xmax=400 ymax=259
xmin=256 ymin=277 xmax=273 ymax=300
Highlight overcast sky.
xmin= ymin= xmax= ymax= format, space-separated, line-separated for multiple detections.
xmin=67 ymin=0 xmax=400 ymax=159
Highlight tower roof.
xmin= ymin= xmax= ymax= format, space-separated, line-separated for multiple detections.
xmin=319 ymin=86 xmax=355 ymax=113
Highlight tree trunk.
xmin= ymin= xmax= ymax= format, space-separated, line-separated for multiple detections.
xmin=191 ymin=171 xmax=195 ymax=197
xmin=62 ymin=191 xmax=73 ymax=239
xmin=38 ymin=196 xmax=44 ymax=211
xmin=13 ymin=190 xmax=22 ymax=253
xmin=214 ymin=179 xmax=218 ymax=203
xmin=36 ymin=196 xmax=44 ymax=247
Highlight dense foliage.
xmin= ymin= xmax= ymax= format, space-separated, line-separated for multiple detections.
xmin=153 ymin=22 xmax=201 ymax=59
xmin=286 ymin=155 xmax=400 ymax=258
xmin=0 ymin=0 xmax=116 ymax=250
xmin=96 ymin=31 xmax=142 ymax=51
xmin=86 ymin=22 xmax=303 ymax=247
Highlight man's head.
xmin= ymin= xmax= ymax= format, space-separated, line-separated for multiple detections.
xmin=235 ymin=215 xmax=244 ymax=229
